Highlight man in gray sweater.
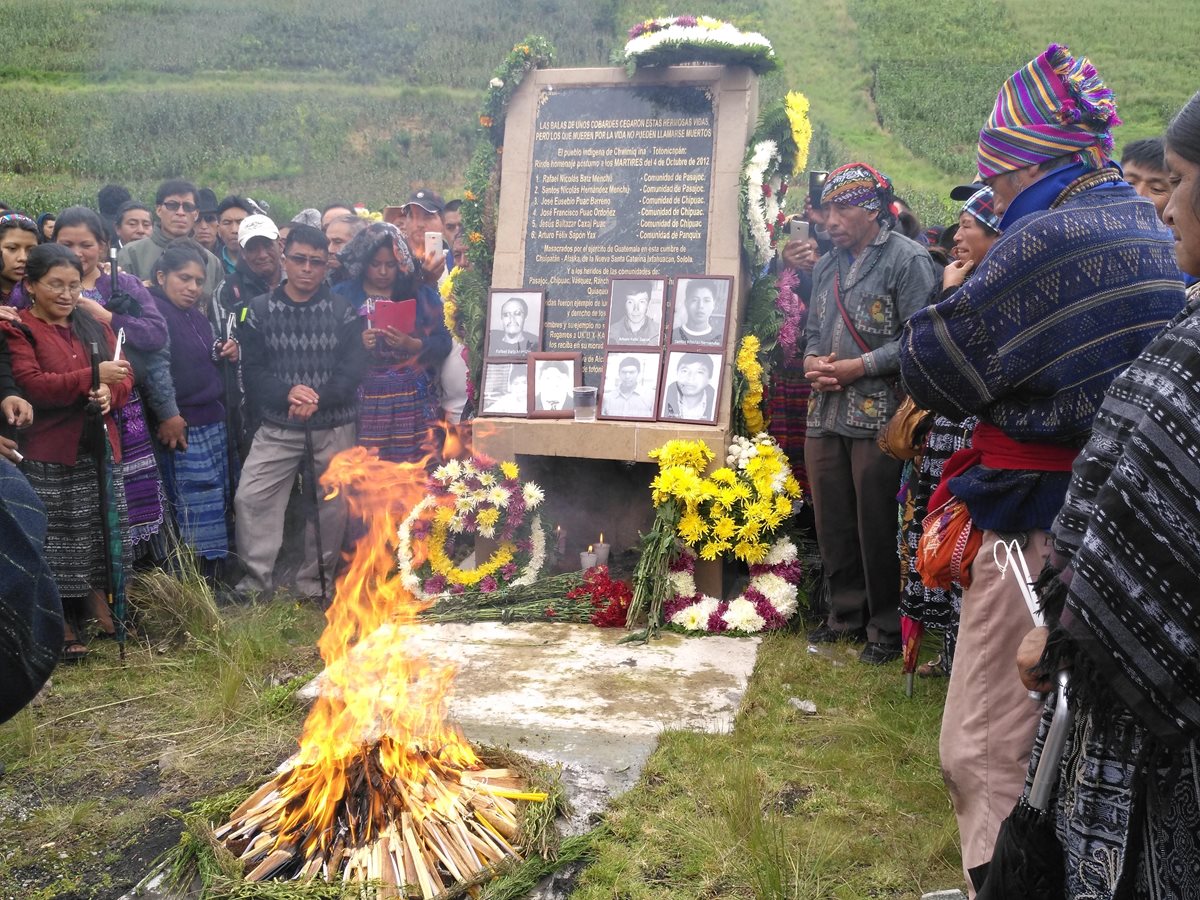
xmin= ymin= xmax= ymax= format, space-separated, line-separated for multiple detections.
xmin=117 ymin=178 xmax=224 ymax=301
xmin=801 ymin=162 xmax=937 ymax=664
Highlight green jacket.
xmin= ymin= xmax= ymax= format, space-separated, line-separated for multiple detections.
xmin=116 ymin=225 xmax=225 ymax=303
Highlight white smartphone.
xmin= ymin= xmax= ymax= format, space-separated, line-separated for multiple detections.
xmin=788 ymin=218 xmax=810 ymax=242
xmin=424 ymin=231 xmax=443 ymax=258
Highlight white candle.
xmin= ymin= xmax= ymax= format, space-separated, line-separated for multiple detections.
xmin=594 ymin=532 xmax=610 ymax=566
xmin=580 ymin=544 xmax=598 ymax=571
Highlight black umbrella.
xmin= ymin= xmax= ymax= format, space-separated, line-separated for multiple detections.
xmin=87 ymin=342 xmax=125 ymax=660
xmin=974 ymin=670 xmax=1074 ymax=899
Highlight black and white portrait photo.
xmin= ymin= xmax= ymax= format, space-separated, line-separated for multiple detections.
xmin=527 ymin=353 xmax=581 ymax=418
xmin=659 ymin=351 xmax=723 ymax=425
xmin=485 ymin=289 xmax=544 ymax=359
xmin=605 ymin=278 xmax=666 ymax=347
xmin=599 ymin=352 xmax=660 ymax=421
xmin=479 ymin=362 xmax=529 ymax=416
xmin=670 ymin=276 xmax=732 ymax=347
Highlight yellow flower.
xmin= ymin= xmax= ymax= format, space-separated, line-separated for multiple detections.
xmin=442 ymin=297 xmax=457 ymax=334
xmin=477 ymin=507 xmax=500 ymax=529
xmin=468 ymin=231 xmax=484 ymax=244
xmin=712 ymin=516 xmax=737 ymax=541
xmin=500 ymin=461 xmax=519 ymax=480
xmin=774 ymin=496 xmax=793 ymax=517
xmin=710 ymin=468 xmax=736 ymax=485
xmin=784 ymin=475 xmax=801 ymax=498
xmin=734 ymin=541 xmax=769 ymax=564
xmin=678 ymin=510 xmax=708 ymax=543
xmin=439 ymin=266 xmax=461 ymax=300
xmin=785 ymin=91 xmax=813 ymax=175
xmin=464 ymin=189 xmax=477 ymax=201
xmin=480 ymin=115 xmax=494 ymax=128
xmin=700 ymin=540 xmax=731 ymax=560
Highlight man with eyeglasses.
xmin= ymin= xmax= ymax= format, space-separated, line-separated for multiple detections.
xmin=233 ymin=224 xmax=366 ymax=601
xmin=117 ymin=178 xmax=224 ymax=301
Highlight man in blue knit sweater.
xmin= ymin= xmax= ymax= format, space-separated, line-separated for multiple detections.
xmin=899 ymin=45 xmax=1185 ymax=892
xmin=234 ymin=224 xmax=366 ymax=598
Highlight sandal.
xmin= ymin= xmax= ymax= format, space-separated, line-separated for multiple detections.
xmin=61 ymin=639 xmax=89 ymax=664
xmin=916 ymin=654 xmax=949 ymax=678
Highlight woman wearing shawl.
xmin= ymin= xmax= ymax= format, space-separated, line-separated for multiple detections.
xmin=1021 ymin=90 xmax=1200 ymax=897
xmin=333 ymin=222 xmax=450 ymax=463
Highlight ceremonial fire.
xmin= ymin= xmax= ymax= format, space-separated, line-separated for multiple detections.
xmin=214 ymin=447 xmax=545 ymax=897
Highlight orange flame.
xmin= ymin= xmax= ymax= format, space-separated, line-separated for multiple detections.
xmin=272 ymin=446 xmax=477 ymax=853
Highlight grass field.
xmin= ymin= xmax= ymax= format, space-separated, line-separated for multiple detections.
xmin=0 ymin=0 xmax=1190 ymax=222
xmin=0 ymin=594 xmax=960 ymax=899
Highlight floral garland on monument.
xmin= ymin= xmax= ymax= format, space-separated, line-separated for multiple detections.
xmin=444 ymin=35 xmax=555 ymax=413
xmin=398 ymin=457 xmax=547 ymax=600
xmin=732 ymin=91 xmax=813 ymax=436
xmin=616 ymin=15 xmax=777 ymax=76
xmin=625 ymin=435 xmax=802 ymax=637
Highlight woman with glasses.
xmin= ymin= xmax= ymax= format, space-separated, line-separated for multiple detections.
xmin=1 ymin=244 xmax=134 ymax=662
xmin=0 ymin=214 xmax=40 ymax=313
xmin=30 ymin=207 xmax=174 ymax=559
xmin=333 ymin=222 xmax=449 ymax=462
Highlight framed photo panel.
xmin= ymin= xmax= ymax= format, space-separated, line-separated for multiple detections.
xmin=659 ymin=350 xmax=724 ymax=425
xmin=479 ymin=362 xmax=530 ymax=417
xmin=527 ymin=352 xmax=582 ymax=419
xmin=605 ymin=277 xmax=667 ymax=348
xmin=484 ymin=289 xmax=544 ymax=359
xmin=598 ymin=351 xmax=661 ymax=421
xmin=668 ymin=275 xmax=733 ymax=348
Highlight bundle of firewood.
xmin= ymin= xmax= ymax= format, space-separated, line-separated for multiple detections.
xmin=213 ymin=737 xmax=545 ymax=898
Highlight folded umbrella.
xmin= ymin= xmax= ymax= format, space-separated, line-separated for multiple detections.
xmin=900 ymin=613 xmax=924 ymax=697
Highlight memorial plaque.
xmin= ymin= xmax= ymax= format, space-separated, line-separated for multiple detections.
xmin=522 ymin=84 xmax=716 ymax=385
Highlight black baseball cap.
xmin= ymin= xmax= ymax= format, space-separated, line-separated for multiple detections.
xmin=403 ymin=189 xmax=445 ymax=216
xmin=950 ymin=182 xmax=985 ymax=201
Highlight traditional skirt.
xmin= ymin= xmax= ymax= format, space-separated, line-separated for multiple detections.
xmin=357 ymin=364 xmax=437 ymax=464
xmin=22 ymin=447 xmax=131 ymax=608
xmin=766 ymin=359 xmax=811 ymax=493
xmin=159 ymin=420 xmax=231 ymax=559
xmin=114 ymin=389 xmax=166 ymax=551
xmin=898 ymin=415 xmax=975 ymax=667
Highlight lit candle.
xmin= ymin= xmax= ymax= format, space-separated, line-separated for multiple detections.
xmin=594 ymin=532 xmax=610 ymax=566
xmin=556 ymin=525 xmax=567 ymax=555
xmin=580 ymin=544 xmax=598 ymax=571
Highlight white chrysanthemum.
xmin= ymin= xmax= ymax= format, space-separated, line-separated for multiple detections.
xmin=722 ymin=597 xmax=765 ymax=633
xmin=454 ymin=496 xmax=474 ymax=513
xmin=753 ymin=573 xmax=798 ymax=617
xmin=764 ymin=538 xmax=798 ymax=565
xmin=511 ymin=515 xmax=546 ymax=588
xmin=479 ymin=472 xmax=496 ymax=487
xmin=432 ymin=464 xmax=452 ymax=483
xmin=522 ymin=483 xmax=545 ymax=508
xmin=444 ymin=459 xmax=462 ymax=479
xmin=447 ymin=481 xmax=468 ymax=496
xmin=671 ymin=596 xmax=720 ymax=631
xmin=461 ymin=461 xmax=476 ymax=477
xmin=486 ymin=486 xmax=509 ymax=507
xmin=669 ymin=570 xmax=697 ymax=596
xmin=478 ymin=524 xmax=496 ymax=539
xmin=448 ymin=515 xmax=466 ymax=534
xmin=489 ymin=77 xmax=504 ymax=89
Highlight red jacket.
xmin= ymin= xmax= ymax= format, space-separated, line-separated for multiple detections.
xmin=2 ymin=311 xmax=133 ymax=465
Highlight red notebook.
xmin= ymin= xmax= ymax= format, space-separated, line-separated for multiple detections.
xmin=369 ymin=299 xmax=416 ymax=333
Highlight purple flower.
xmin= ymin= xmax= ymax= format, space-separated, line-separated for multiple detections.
xmin=424 ymin=574 xmax=447 ymax=594
xmin=479 ymin=576 xmax=499 ymax=593
xmin=664 ymin=593 xmax=699 ymax=621
xmin=676 ymin=15 xmax=697 ymax=26
xmin=450 ymin=583 xmax=466 ymax=595
xmin=501 ymin=562 xmax=518 ymax=578
xmin=707 ymin=603 xmax=730 ymax=633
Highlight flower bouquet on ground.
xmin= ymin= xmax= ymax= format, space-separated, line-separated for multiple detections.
xmin=616 ymin=15 xmax=777 ymax=76
xmin=625 ymin=435 xmax=803 ymax=639
xmin=398 ymin=457 xmax=547 ymax=601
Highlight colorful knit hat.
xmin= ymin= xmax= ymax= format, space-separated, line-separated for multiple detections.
xmin=821 ymin=162 xmax=893 ymax=212
xmin=961 ymin=187 xmax=1001 ymax=234
xmin=978 ymin=43 xmax=1121 ymax=179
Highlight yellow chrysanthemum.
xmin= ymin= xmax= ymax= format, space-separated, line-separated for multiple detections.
xmin=500 ymin=461 xmax=519 ymax=480
xmin=774 ymin=496 xmax=793 ymax=517
xmin=442 ymin=297 xmax=457 ymax=334
xmin=710 ymin=468 xmax=736 ymax=485
xmin=678 ymin=510 xmax=708 ymax=543
xmin=464 ymin=189 xmax=477 ymax=201
xmin=700 ymin=540 xmax=731 ymax=560
xmin=439 ymin=267 xmax=461 ymax=300
xmin=784 ymin=475 xmax=801 ymax=498
xmin=476 ymin=507 xmax=500 ymax=529
xmin=734 ymin=541 xmax=769 ymax=564
xmin=712 ymin=516 xmax=737 ymax=541
xmin=785 ymin=91 xmax=812 ymax=175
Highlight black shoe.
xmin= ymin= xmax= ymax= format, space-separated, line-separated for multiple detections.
xmin=858 ymin=642 xmax=903 ymax=665
xmin=807 ymin=623 xmax=867 ymax=644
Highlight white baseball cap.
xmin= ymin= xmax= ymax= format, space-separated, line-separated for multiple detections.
xmin=238 ymin=214 xmax=280 ymax=247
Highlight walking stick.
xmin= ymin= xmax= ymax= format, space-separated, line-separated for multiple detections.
xmin=303 ymin=421 xmax=328 ymax=606
xmin=89 ymin=343 xmax=124 ymax=660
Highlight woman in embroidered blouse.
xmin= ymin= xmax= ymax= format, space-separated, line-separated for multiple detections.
xmin=2 ymin=244 xmax=134 ymax=662
xmin=0 ymin=213 xmax=40 ymax=313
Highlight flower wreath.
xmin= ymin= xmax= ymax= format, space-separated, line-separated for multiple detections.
xmin=397 ymin=457 xmax=547 ymax=600
xmin=664 ymin=537 xmax=802 ymax=634
xmin=617 ymin=15 xmax=777 ymax=76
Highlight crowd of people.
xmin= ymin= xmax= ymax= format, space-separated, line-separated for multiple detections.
xmin=1 ymin=36 xmax=1198 ymax=899
xmin=775 ymin=44 xmax=1200 ymax=899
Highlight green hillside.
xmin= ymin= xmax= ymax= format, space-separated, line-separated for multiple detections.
xmin=0 ymin=0 xmax=1191 ymax=225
